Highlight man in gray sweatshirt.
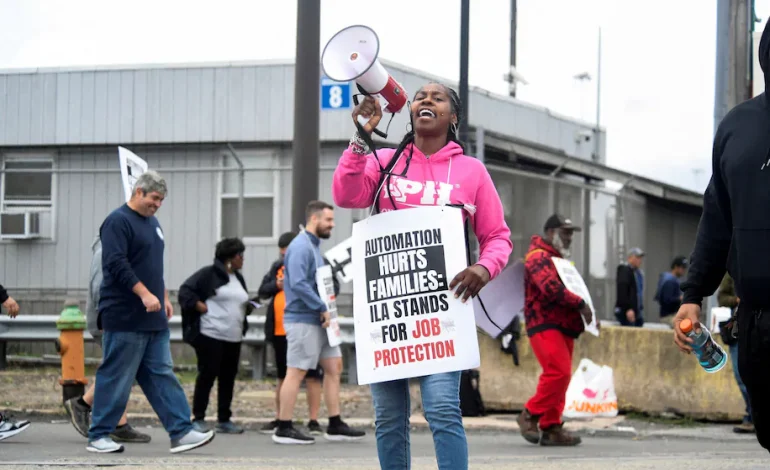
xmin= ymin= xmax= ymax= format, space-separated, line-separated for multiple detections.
xmin=272 ymin=200 xmax=365 ymax=445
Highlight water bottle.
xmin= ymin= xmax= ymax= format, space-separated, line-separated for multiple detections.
xmin=680 ymin=318 xmax=728 ymax=373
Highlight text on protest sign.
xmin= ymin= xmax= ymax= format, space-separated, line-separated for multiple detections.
xmin=551 ymin=257 xmax=599 ymax=337
xmin=325 ymin=237 xmax=354 ymax=284
xmin=352 ymin=206 xmax=480 ymax=385
xmin=316 ymin=265 xmax=342 ymax=347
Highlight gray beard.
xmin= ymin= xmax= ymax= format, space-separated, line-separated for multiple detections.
xmin=552 ymin=235 xmax=571 ymax=258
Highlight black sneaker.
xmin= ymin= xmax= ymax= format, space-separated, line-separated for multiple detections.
xmin=307 ymin=420 xmax=323 ymax=436
xmin=111 ymin=423 xmax=151 ymax=443
xmin=272 ymin=426 xmax=315 ymax=445
xmin=260 ymin=419 xmax=279 ymax=435
xmin=63 ymin=397 xmax=90 ymax=438
xmin=325 ymin=420 xmax=366 ymax=442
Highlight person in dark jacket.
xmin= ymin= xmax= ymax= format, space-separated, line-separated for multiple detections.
xmin=614 ymin=247 xmax=645 ymax=327
xmin=654 ymin=256 xmax=688 ymax=327
xmin=258 ymin=232 xmax=325 ymax=436
xmin=673 ymin=20 xmax=770 ymax=453
xmin=517 ymin=214 xmax=594 ymax=447
xmin=178 ymin=238 xmax=251 ymax=435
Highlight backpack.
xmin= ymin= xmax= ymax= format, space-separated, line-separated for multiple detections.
xmin=459 ymin=369 xmax=486 ymax=417
xmin=85 ymin=236 xmax=103 ymax=337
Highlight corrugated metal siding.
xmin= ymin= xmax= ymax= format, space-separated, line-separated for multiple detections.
xmin=0 ymin=62 xmax=603 ymax=162
xmin=0 ymin=143 xmax=358 ymax=299
xmin=0 ymin=145 xmax=221 ymax=290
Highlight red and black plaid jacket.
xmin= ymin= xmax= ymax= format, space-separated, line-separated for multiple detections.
xmin=524 ymin=235 xmax=586 ymax=338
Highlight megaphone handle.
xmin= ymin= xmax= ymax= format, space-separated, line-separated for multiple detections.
xmin=356 ymin=115 xmax=389 ymax=139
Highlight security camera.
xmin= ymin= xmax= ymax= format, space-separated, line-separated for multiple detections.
xmin=575 ymin=130 xmax=593 ymax=143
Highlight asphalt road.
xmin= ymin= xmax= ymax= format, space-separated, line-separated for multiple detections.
xmin=0 ymin=422 xmax=766 ymax=469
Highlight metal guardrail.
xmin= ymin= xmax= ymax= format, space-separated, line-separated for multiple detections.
xmin=0 ymin=315 xmax=358 ymax=383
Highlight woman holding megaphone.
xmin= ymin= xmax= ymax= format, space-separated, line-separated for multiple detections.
xmin=332 ymin=83 xmax=512 ymax=470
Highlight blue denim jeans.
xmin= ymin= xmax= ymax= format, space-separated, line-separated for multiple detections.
xmin=370 ymin=371 xmax=467 ymax=470
xmin=730 ymin=343 xmax=753 ymax=423
xmin=89 ymin=329 xmax=193 ymax=441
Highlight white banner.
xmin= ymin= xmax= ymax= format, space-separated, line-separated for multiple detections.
xmin=118 ymin=146 xmax=149 ymax=203
xmin=325 ymin=237 xmax=354 ymax=284
xmin=551 ymin=257 xmax=599 ymax=336
xmin=351 ymin=205 xmax=480 ymax=385
xmin=316 ymin=264 xmax=342 ymax=347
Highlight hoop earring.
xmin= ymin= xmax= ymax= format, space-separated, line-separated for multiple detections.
xmin=451 ymin=123 xmax=459 ymax=135
xmin=406 ymin=122 xmax=413 ymax=133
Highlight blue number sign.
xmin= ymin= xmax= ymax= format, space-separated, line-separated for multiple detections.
xmin=321 ymin=77 xmax=352 ymax=110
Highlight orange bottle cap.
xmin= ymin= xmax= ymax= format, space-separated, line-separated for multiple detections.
xmin=680 ymin=318 xmax=693 ymax=333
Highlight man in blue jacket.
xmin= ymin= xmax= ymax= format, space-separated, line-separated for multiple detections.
xmin=655 ymin=256 xmax=687 ymax=327
xmin=273 ymin=200 xmax=365 ymax=445
xmin=87 ymin=171 xmax=214 ymax=454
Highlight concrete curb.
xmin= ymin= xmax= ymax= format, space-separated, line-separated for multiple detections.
xmin=7 ymin=408 xmax=639 ymax=438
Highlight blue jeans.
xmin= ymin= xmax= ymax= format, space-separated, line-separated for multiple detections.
xmin=730 ymin=343 xmax=753 ymax=423
xmin=370 ymin=371 xmax=467 ymax=470
xmin=89 ymin=329 xmax=193 ymax=441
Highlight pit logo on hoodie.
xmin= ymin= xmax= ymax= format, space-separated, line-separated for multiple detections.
xmin=383 ymin=177 xmax=455 ymax=207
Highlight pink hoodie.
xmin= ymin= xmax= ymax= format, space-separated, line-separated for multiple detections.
xmin=332 ymin=141 xmax=513 ymax=280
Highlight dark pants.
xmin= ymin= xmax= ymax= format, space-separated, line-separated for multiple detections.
xmin=729 ymin=342 xmax=752 ymax=423
xmin=614 ymin=309 xmax=644 ymax=327
xmin=192 ymin=333 xmax=242 ymax=423
xmin=738 ymin=308 xmax=770 ymax=451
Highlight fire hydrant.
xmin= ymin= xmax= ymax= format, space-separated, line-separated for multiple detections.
xmin=55 ymin=299 xmax=88 ymax=403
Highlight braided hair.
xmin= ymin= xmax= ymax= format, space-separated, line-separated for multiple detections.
xmin=374 ymin=83 xmax=466 ymax=213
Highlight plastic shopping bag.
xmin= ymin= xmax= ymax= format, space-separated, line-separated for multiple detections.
xmin=562 ymin=358 xmax=619 ymax=419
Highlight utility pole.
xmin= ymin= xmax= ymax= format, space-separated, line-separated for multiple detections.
xmin=509 ymin=0 xmax=517 ymax=98
xmin=291 ymin=0 xmax=321 ymax=229
xmin=593 ymin=28 xmax=602 ymax=162
xmin=714 ymin=0 xmax=730 ymax=131
xmin=727 ymin=0 xmax=752 ymax=110
xmin=459 ymin=0 xmax=470 ymax=147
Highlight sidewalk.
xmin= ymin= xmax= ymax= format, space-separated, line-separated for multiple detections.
xmin=2 ymin=367 xmax=756 ymax=442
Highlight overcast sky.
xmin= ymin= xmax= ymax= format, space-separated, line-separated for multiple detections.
xmin=1 ymin=0 xmax=768 ymax=193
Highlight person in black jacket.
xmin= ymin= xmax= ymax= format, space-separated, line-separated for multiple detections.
xmin=674 ymin=20 xmax=770 ymax=453
xmin=614 ymin=247 xmax=645 ymax=327
xmin=179 ymin=238 xmax=251 ymax=435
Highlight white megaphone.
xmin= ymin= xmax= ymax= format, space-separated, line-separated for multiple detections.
xmin=321 ymin=25 xmax=408 ymax=135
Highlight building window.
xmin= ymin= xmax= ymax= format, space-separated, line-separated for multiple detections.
xmin=0 ymin=156 xmax=55 ymax=239
xmin=219 ymin=151 xmax=277 ymax=240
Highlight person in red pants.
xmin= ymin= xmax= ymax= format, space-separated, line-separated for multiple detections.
xmin=516 ymin=214 xmax=595 ymax=446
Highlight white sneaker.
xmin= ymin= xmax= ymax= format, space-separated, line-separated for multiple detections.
xmin=86 ymin=437 xmax=125 ymax=453
xmin=0 ymin=414 xmax=31 ymax=442
xmin=170 ymin=429 xmax=215 ymax=454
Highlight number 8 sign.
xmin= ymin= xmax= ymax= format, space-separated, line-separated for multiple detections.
xmin=321 ymin=77 xmax=351 ymax=110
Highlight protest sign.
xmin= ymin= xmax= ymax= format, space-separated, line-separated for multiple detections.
xmin=118 ymin=146 xmax=149 ymax=203
xmin=316 ymin=264 xmax=342 ymax=347
xmin=551 ymin=257 xmax=599 ymax=336
xmin=325 ymin=237 xmax=354 ymax=284
xmin=351 ymin=205 xmax=480 ymax=385
xmin=472 ymin=261 xmax=525 ymax=338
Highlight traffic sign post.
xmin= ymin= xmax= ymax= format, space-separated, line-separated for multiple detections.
xmin=321 ymin=77 xmax=352 ymax=110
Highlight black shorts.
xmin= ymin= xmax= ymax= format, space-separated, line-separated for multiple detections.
xmin=271 ymin=335 xmax=323 ymax=380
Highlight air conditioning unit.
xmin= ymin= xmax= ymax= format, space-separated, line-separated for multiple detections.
xmin=0 ymin=211 xmax=47 ymax=240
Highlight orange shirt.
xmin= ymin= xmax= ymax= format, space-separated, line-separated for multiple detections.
xmin=274 ymin=266 xmax=286 ymax=336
